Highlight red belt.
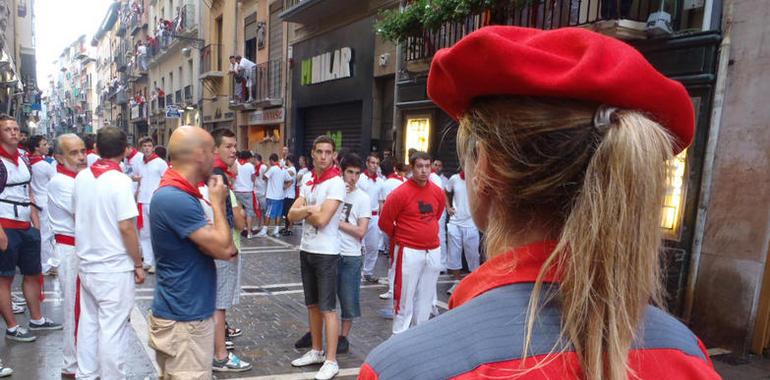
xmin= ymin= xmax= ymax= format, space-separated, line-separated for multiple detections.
xmin=54 ymin=234 xmax=75 ymax=246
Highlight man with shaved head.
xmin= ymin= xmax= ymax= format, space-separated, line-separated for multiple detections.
xmin=148 ymin=126 xmax=237 ymax=379
xmin=46 ymin=133 xmax=86 ymax=377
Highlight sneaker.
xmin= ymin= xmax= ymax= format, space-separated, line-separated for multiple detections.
xmin=256 ymin=228 xmax=267 ymax=237
xmin=11 ymin=302 xmax=25 ymax=314
xmin=5 ymin=327 xmax=36 ymax=342
xmin=291 ymin=349 xmax=326 ymax=367
xmin=378 ymin=308 xmax=394 ymax=319
xmin=246 ymin=233 xmax=254 ymax=239
xmin=143 ymin=263 xmax=151 ymax=270
xmin=212 ymin=352 xmax=252 ymax=372
xmin=226 ymin=325 xmax=243 ymax=338
xmin=294 ymin=331 xmax=312 ymax=349
xmin=336 ymin=336 xmax=349 ymax=354
xmin=363 ymin=275 xmax=379 ymax=285
xmin=315 ymin=360 xmax=339 ymax=380
xmin=29 ymin=318 xmax=63 ymax=331
xmin=378 ymin=291 xmax=392 ymax=300
xmin=0 ymin=362 xmax=11 ymax=378
xmin=11 ymin=293 xmax=25 ymax=305
xmin=378 ymin=277 xmax=389 ymax=285
xmin=447 ymin=282 xmax=459 ymax=295
xmin=148 ymin=266 xmax=156 ymax=274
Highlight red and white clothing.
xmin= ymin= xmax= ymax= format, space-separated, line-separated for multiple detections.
xmin=73 ymin=160 xmax=139 ymax=380
xmin=264 ymin=164 xmax=285 ymax=201
xmin=47 ymin=165 xmax=79 ymax=374
xmin=445 ymin=173 xmax=480 ymax=271
xmin=0 ymin=148 xmax=34 ymax=228
xmin=29 ymin=156 xmax=56 ymax=271
xmin=378 ymin=179 xmax=446 ymax=334
xmin=86 ymin=151 xmax=100 ymax=167
xmin=136 ymin=154 xmax=168 ymax=266
xmin=299 ymin=168 xmax=346 ymax=255
xmin=378 ymin=174 xmax=406 ymax=297
xmin=234 ymin=161 xmax=255 ymax=192
xmin=429 ymin=172 xmax=448 ymax=269
xmin=284 ymin=166 xmax=297 ymax=200
xmin=357 ymin=172 xmax=384 ymax=277
xmin=253 ymin=163 xmax=268 ymax=212
xmin=123 ymin=148 xmax=143 ymax=195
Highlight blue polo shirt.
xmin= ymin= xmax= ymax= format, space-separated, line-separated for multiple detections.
xmin=150 ymin=186 xmax=215 ymax=321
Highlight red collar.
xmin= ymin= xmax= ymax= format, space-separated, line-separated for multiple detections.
xmin=387 ymin=173 xmax=405 ymax=182
xmin=143 ymin=153 xmax=159 ymax=164
xmin=214 ymin=157 xmax=237 ymax=179
xmin=237 ymin=158 xmax=249 ymax=165
xmin=459 ymin=171 xmax=465 ymax=180
xmin=126 ymin=148 xmax=139 ymax=160
xmin=0 ymin=145 xmax=20 ymax=165
xmin=28 ymin=154 xmax=44 ymax=166
xmin=57 ymin=165 xmax=78 ymax=179
xmin=306 ymin=166 xmax=341 ymax=190
xmin=90 ymin=159 xmax=122 ymax=178
xmin=159 ymin=168 xmax=207 ymax=203
xmin=366 ymin=171 xmax=378 ymax=181
xmin=86 ymin=150 xmax=96 ymax=156
xmin=448 ymin=241 xmax=560 ymax=309
xmin=271 ymin=162 xmax=281 ymax=167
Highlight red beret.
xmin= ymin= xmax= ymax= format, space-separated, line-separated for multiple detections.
xmin=427 ymin=26 xmax=694 ymax=153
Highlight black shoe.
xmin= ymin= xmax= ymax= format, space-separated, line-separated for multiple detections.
xmin=294 ymin=331 xmax=312 ymax=349
xmin=337 ymin=336 xmax=349 ymax=354
xmin=363 ymin=275 xmax=379 ymax=285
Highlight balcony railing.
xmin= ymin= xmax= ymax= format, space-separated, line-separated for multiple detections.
xmin=153 ymin=0 xmax=197 ymax=52
xmin=200 ymin=44 xmax=224 ymax=78
xmin=403 ymin=0 xmax=683 ymax=61
xmin=230 ymin=60 xmax=283 ymax=107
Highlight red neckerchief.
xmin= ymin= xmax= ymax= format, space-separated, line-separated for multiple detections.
xmin=159 ymin=168 xmax=209 ymax=204
xmin=126 ymin=148 xmax=139 ymax=160
xmin=431 ymin=168 xmax=438 ymax=174
xmin=56 ymin=165 xmax=78 ymax=179
xmin=366 ymin=170 xmax=378 ymax=181
xmin=0 ymin=145 xmax=19 ymax=165
xmin=271 ymin=162 xmax=281 ymax=167
xmin=28 ymin=154 xmax=44 ymax=166
xmin=387 ymin=173 xmax=405 ymax=182
xmin=143 ymin=153 xmax=159 ymax=164
xmin=448 ymin=241 xmax=560 ymax=309
xmin=306 ymin=166 xmax=341 ymax=190
xmin=237 ymin=158 xmax=249 ymax=165
xmin=459 ymin=171 xmax=465 ymax=180
xmin=214 ymin=157 xmax=237 ymax=179
xmin=255 ymin=162 xmax=264 ymax=174
xmin=86 ymin=150 xmax=96 ymax=156
xmin=90 ymin=159 xmax=122 ymax=178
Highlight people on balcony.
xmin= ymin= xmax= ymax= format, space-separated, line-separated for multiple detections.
xmin=136 ymin=41 xmax=148 ymax=71
xmin=229 ymin=56 xmax=256 ymax=103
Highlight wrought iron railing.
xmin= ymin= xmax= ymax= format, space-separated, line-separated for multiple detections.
xmin=231 ymin=60 xmax=283 ymax=104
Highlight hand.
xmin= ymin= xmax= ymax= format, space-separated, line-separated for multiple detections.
xmin=134 ymin=267 xmax=146 ymax=284
xmin=345 ymin=183 xmax=354 ymax=193
xmin=208 ymin=175 xmax=227 ymax=205
xmin=306 ymin=205 xmax=322 ymax=215
xmin=447 ymin=207 xmax=456 ymax=216
xmin=132 ymin=175 xmax=142 ymax=182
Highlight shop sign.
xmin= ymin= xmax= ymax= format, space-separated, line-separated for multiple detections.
xmin=244 ymin=108 xmax=285 ymax=125
xmin=301 ymin=47 xmax=352 ymax=86
xmin=165 ymin=105 xmax=182 ymax=119
xmin=326 ymin=130 xmax=342 ymax=151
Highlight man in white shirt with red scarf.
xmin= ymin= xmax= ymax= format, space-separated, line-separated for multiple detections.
xmin=136 ymin=136 xmax=168 ymax=273
xmin=27 ymin=135 xmax=56 ymax=274
xmin=356 ymin=153 xmax=383 ymax=284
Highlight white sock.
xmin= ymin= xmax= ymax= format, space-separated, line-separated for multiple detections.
xmin=6 ymin=325 xmax=17 ymax=333
xmin=30 ymin=317 xmax=45 ymax=324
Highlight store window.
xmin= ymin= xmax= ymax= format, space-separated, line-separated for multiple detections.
xmin=404 ymin=115 xmax=431 ymax=164
xmin=661 ymin=149 xmax=688 ymax=240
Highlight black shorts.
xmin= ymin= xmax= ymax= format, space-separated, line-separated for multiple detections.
xmin=282 ymin=198 xmax=294 ymax=217
xmin=300 ymin=251 xmax=340 ymax=312
xmin=0 ymin=227 xmax=41 ymax=277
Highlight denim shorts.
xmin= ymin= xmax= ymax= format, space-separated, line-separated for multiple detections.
xmin=300 ymin=251 xmax=339 ymax=312
xmin=337 ymin=255 xmax=362 ymax=320
xmin=266 ymin=198 xmax=283 ymax=219
xmin=0 ymin=227 xmax=41 ymax=277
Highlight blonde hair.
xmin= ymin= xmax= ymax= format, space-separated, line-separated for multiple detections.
xmin=457 ymin=96 xmax=674 ymax=380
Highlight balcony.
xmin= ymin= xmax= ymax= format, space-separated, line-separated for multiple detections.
xmin=401 ymin=0 xmax=685 ymax=62
xmin=184 ymin=85 xmax=193 ymax=102
xmin=130 ymin=103 xmax=145 ymax=121
xmin=199 ymin=44 xmax=224 ymax=80
xmin=230 ymin=60 xmax=284 ymax=109
xmin=280 ymin=0 xmax=366 ymax=24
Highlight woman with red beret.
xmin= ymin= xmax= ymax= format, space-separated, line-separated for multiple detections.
xmin=359 ymin=26 xmax=721 ymax=380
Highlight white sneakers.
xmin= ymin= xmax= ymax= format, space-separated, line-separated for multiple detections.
xmin=272 ymin=227 xmax=281 ymax=238
xmin=315 ymin=360 xmax=339 ymax=380
xmin=291 ymin=351 xmax=338 ymax=380
xmin=379 ymin=291 xmax=392 ymax=300
xmin=256 ymin=227 xmax=268 ymax=237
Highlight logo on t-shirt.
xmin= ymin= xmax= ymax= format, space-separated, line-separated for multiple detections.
xmin=341 ymin=202 xmax=353 ymax=221
xmin=418 ymin=201 xmax=433 ymax=216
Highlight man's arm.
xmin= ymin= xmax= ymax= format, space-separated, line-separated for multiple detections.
xmin=188 ymin=176 xmax=236 ymax=260
xmin=288 ymin=196 xmax=310 ymax=223
xmin=339 ymin=217 xmax=369 ymax=240
xmin=29 ymin=187 xmax=40 ymax=228
xmin=118 ymin=218 xmax=144 ymax=284
xmin=0 ymin=226 xmax=7 ymax=251
xmin=378 ymin=194 xmax=398 ymax=238
xmin=306 ymin=198 xmax=341 ymax=229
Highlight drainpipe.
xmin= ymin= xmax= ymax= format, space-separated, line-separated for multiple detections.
xmin=389 ymin=1 xmax=404 ymax=158
xmin=682 ymin=1 xmax=733 ymax=323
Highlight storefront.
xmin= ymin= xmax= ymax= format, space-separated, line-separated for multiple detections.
xmin=289 ymin=16 xmax=376 ymax=157
xmin=238 ymin=106 xmax=284 ymax=158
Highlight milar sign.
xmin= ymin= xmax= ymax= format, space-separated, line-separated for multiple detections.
xmin=301 ymin=47 xmax=352 ymax=86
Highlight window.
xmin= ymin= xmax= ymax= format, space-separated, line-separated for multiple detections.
xmin=403 ymin=116 xmax=431 ymax=164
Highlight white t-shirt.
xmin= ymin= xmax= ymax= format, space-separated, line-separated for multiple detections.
xmin=136 ymin=157 xmax=168 ymax=204
xmin=30 ymin=160 xmax=56 ymax=208
xmin=284 ymin=166 xmax=297 ymax=199
xmin=0 ymin=155 xmax=32 ymax=223
xmin=356 ymin=174 xmax=382 ymax=213
xmin=86 ymin=153 xmax=100 ymax=167
xmin=264 ymin=165 xmax=285 ymax=200
xmin=47 ymin=172 xmax=76 ymax=236
xmin=124 ymin=151 xmax=144 ymax=195
xmin=74 ymin=168 xmax=139 ymax=273
xmin=234 ymin=162 xmax=255 ymax=192
xmin=446 ymin=174 xmax=475 ymax=228
xmin=254 ymin=163 xmax=268 ymax=197
xmin=379 ymin=177 xmax=405 ymax=203
xmin=299 ymin=175 xmax=346 ymax=255
xmin=429 ymin=172 xmax=446 ymax=191
xmin=338 ymin=188 xmax=371 ymax=256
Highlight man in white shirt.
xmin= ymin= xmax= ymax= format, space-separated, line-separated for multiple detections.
xmin=234 ymin=151 xmax=257 ymax=238
xmin=123 ymin=145 xmax=144 ymax=196
xmin=375 ymin=158 xmax=407 ymax=315
xmin=27 ymin=135 xmax=57 ymax=274
xmin=84 ymin=134 xmax=100 ymax=167
xmin=287 ymin=135 xmax=346 ymax=380
xmin=73 ymin=127 xmax=144 ymax=380
xmin=236 ymin=56 xmax=257 ymax=102
xmin=47 ymin=134 xmax=87 ymax=377
xmin=445 ymin=171 xmax=480 ymax=294
xmin=281 ymin=155 xmax=297 ymax=235
xmin=136 ymin=137 xmax=168 ymax=272
xmin=260 ymin=153 xmax=286 ymax=238
xmin=253 ymin=153 xmax=267 ymax=232
xmin=429 ymin=160 xmax=448 ymax=268
xmin=356 ymin=153 xmax=383 ymax=284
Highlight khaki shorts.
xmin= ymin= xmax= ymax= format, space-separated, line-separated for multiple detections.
xmin=148 ymin=314 xmax=215 ymax=380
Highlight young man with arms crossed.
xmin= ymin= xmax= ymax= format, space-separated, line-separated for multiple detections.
xmin=135 ymin=136 xmax=168 ymax=273
xmin=149 ymin=126 xmax=237 ymax=379
xmin=288 ymin=135 xmax=346 ymax=380
xmin=47 ymin=134 xmax=87 ymax=377
xmin=379 ymin=151 xmax=445 ymax=334
xmin=0 ymin=115 xmax=61 ymax=345
xmin=27 ymin=135 xmax=56 ymax=275
xmin=74 ymin=127 xmax=144 ymax=379
xmin=356 ymin=153 xmax=382 ymax=284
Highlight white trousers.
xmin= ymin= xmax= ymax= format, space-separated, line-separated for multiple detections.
xmin=392 ymin=245 xmax=441 ymax=335
xmin=139 ymin=203 xmax=154 ymax=266
xmin=57 ymin=243 xmax=79 ymax=374
xmin=447 ymin=224 xmax=481 ymax=271
xmin=362 ymin=215 xmax=381 ymax=276
xmin=438 ymin=212 xmax=447 ymax=269
xmin=40 ymin=207 xmax=56 ymax=272
xmin=76 ymin=271 xmax=135 ymax=380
